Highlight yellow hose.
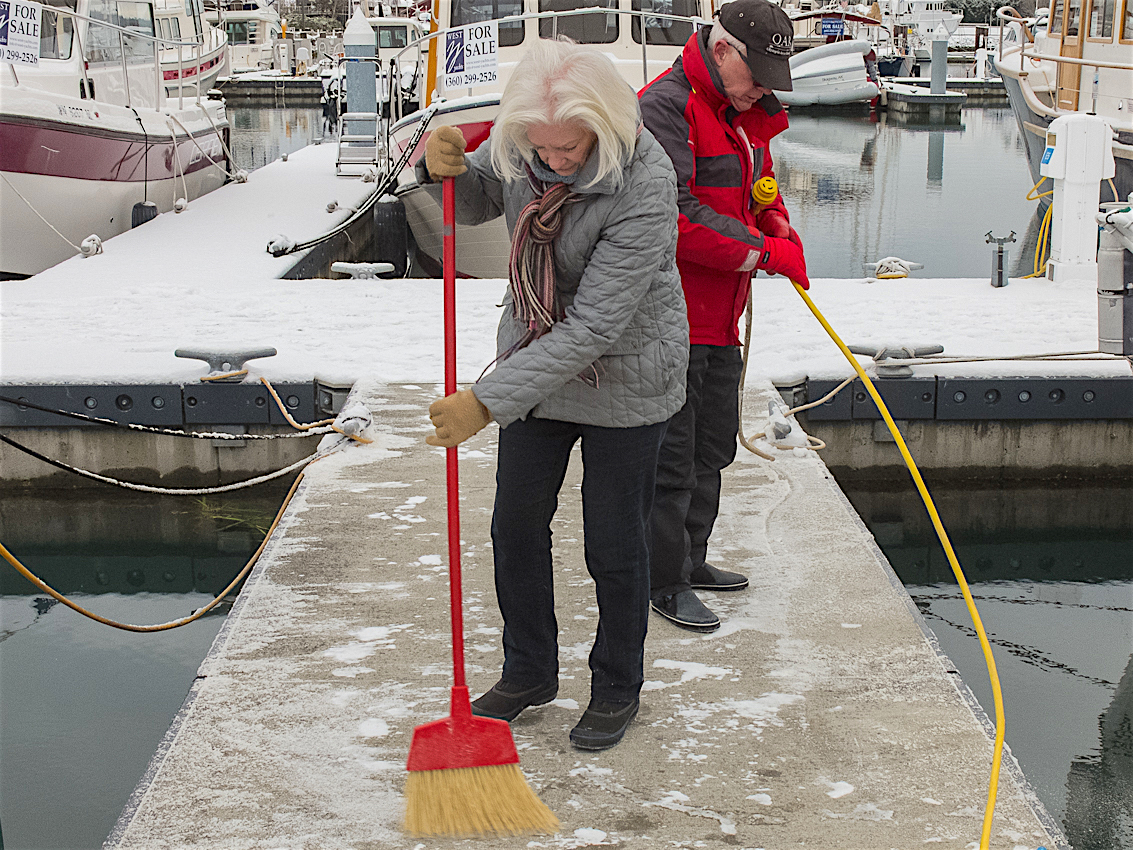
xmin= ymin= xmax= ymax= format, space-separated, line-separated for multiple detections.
xmin=791 ymin=281 xmax=1005 ymax=850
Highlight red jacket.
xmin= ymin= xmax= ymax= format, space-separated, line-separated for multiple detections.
xmin=639 ymin=29 xmax=790 ymax=346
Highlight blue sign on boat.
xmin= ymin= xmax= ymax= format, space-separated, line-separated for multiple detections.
xmin=1041 ymin=146 xmax=1054 ymax=165
xmin=821 ymin=17 xmax=845 ymax=35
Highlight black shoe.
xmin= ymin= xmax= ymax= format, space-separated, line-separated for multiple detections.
xmin=471 ymin=678 xmax=558 ymax=722
xmin=689 ymin=563 xmax=749 ymax=591
xmin=569 ymin=698 xmax=639 ymax=750
xmin=650 ymin=590 xmax=721 ymax=633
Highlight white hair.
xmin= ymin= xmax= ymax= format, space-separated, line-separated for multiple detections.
xmin=709 ymin=20 xmax=748 ymax=57
xmin=491 ymin=38 xmax=640 ymax=189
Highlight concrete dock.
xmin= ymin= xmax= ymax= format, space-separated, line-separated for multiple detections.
xmin=104 ymin=377 xmax=1065 ymax=849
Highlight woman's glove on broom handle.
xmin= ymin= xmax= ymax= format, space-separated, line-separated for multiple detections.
xmin=426 ymin=125 xmax=468 ymax=180
xmin=427 ymin=389 xmax=492 ymax=448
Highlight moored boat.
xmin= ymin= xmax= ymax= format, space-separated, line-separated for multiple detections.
xmin=0 ymin=0 xmax=231 ymax=278
xmin=993 ymin=3 xmax=1132 ymax=202
xmin=382 ymin=0 xmax=711 ymax=277
xmin=206 ymin=0 xmax=282 ymax=72
xmin=780 ymin=38 xmax=881 ymax=105
xmin=156 ymin=0 xmax=228 ymax=97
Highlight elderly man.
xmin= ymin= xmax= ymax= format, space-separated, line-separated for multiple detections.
xmin=639 ymin=0 xmax=809 ymax=633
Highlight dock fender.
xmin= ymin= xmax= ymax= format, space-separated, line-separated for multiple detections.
xmin=373 ymin=196 xmax=411 ymax=278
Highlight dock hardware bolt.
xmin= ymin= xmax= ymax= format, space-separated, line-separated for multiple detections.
xmin=174 ymin=348 xmax=279 ymax=381
xmin=847 ymin=343 xmax=945 ymax=378
xmin=985 ymin=231 xmax=1016 ymax=288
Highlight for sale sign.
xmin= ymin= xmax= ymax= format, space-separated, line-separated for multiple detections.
xmin=442 ymin=21 xmax=498 ymax=91
xmin=0 ymin=0 xmax=41 ymax=66
xmin=820 ymin=17 xmax=845 ymax=36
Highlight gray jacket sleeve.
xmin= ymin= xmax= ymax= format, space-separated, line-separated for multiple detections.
xmin=471 ymin=165 xmax=679 ymax=427
xmin=415 ymin=130 xmax=507 ymax=226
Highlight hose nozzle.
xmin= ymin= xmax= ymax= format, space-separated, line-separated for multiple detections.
xmin=752 ymin=176 xmax=778 ymax=207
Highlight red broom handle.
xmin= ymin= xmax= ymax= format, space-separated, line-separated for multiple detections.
xmin=442 ymin=177 xmax=466 ymax=689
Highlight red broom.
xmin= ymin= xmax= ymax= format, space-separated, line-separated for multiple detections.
xmin=403 ymin=176 xmax=559 ymax=838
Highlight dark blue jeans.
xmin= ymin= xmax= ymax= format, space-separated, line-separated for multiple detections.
xmin=650 ymin=344 xmax=743 ymax=598
xmin=491 ymin=415 xmax=667 ymax=704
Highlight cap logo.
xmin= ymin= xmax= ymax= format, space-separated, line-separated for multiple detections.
xmin=767 ymin=31 xmax=793 ymax=55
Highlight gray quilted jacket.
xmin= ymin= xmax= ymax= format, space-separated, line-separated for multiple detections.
xmin=417 ymin=126 xmax=689 ymax=429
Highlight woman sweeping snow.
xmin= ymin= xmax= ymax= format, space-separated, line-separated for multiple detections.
xmin=419 ymin=37 xmax=688 ymax=751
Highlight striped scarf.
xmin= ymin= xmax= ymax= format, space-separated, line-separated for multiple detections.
xmin=505 ymin=169 xmax=583 ymax=354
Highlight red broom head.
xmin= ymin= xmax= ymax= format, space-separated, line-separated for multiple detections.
xmin=406 ymin=686 xmax=519 ymax=772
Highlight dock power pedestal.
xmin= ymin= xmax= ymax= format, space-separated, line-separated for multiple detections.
xmin=1039 ymin=113 xmax=1115 ymax=284
xmin=1098 ymin=202 xmax=1133 ymax=356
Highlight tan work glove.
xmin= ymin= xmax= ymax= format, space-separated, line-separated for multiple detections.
xmin=425 ymin=125 xmax=467 ymax=180
xmin=426 ymin=389 xmax=492 ymax=447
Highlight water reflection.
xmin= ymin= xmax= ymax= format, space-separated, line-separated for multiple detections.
xmin=0 ymin=487 xmax=288 ymax=850
xmin=772 ymin=108 xmax=1040 ymax=279
xmin=842 ymin=480 xmax=1133 ymax=847
xmin=227 ymin=107 xmax=325 ymax=172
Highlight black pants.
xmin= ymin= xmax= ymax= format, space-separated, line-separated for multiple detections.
xmin=650 ymin=344 xmax=743 ymax=599
xmin=491 ymin=415 xmax=667 ymax=703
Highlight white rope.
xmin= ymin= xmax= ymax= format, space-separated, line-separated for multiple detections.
xmin=169 ymin=111 xmax=245 ymax=182
xmin=195 ymin=102 xmax=241 ymax=168
xmin=165 ymin=117 xmax=192 ymax=203
xmin=0 ymin=173 xmax=83 ymax=254
xmin=47 ymin=448 xmax=325 ymax=494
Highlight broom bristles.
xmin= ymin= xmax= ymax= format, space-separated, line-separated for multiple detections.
xmin=404 ymin=763 xmax=560 ymax=837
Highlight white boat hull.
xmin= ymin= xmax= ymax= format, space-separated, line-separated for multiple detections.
xmin=390 ymin=96 xmax=510 ymax=278
xmin=1 ymin=75 xmax=228 ymax=276
xmin=779 ymin=40 xmax=880 ymax=106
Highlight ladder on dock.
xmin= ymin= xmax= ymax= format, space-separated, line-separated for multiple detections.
xmin=337 ymin=112 xmax=381 ymax=176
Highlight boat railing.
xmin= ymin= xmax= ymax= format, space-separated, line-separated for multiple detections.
xmin=5 ymin=4 xmax=213 ymax=112
xmin=378 ymin=5 xmax=709 ymax=152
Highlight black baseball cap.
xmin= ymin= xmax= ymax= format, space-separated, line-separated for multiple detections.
xmin=716 ymin=0 xmax=795 ymax=92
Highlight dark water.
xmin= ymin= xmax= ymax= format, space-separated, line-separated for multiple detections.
xmin=0 ymin=488 xmax=290 ymax=850
xmin=227 ymin=106 xmax=328 ymax=172
xmin=229 ymin=104 xmax=1047 ymax=281
xmin=841 ymin=480 xmax=1133 ymax=850
xmin=772 ymin=106 xmax=1045 ymax=280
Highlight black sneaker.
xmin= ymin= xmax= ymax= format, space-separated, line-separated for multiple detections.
xmin=689 ymin=563 xmax=749 ymax=591
xmin=471 ymin=678 xmax=558 ymax=722
xmin=569 ymin=698 xmax=640 ymax=750
xmin=650 ymin=590 xmax=721 ymax=633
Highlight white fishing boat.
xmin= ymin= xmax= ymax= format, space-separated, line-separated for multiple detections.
xmin=381 ymin=0 xmax=711 ymax=278
xmin=788 ymin=0 xmax=959 ymax=72
xmin=881 ymin=0 xmax=961 ymax=59
xmin=780 ymin=38 xmax=881 ymax=105
xmin=994 ymin=3 xmax=1133 ymax=202
xmin=206 ymin=0 xmax=282 ymax=71
xmin=155 ymin=0 xmax=228 ymax=96
xmin=0 ymin=0 xmax=231 ymax=278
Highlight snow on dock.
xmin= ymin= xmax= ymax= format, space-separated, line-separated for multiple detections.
xmin=101 ymin=378 xmax=1064 ymax=849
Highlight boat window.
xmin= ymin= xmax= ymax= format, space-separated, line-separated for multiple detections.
xmin=378 ymin=25 xmax=409 ymax=48
xmin=170 ymin=15 xmax=181 ymax=39
xmin=1065 ymin=0 xmax=1081 ymax=35
xmin=185 ymin=0 xmax=203 ymax=40
xmin=1049 ymin=0 xmax=1063 ymax=32
xmin=1124 ymin=0 xmax=1133 ymax=38
xmin=451 ymin=0 xmax=524 ymax=47
xmin=225 ymin=20 xmax=249 ymax=43
xmin=631 ymin=0 xmax=697 ymax=45
xmin=1089 ymin=0 xmax=1115 ymax=36
xmin=539 ymin=0 xmax=618 ymax=43
xmin=40 ymin=7 xmax=75 ymax=59
xmin=86 ymin=0 xmax=124 ymax=62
